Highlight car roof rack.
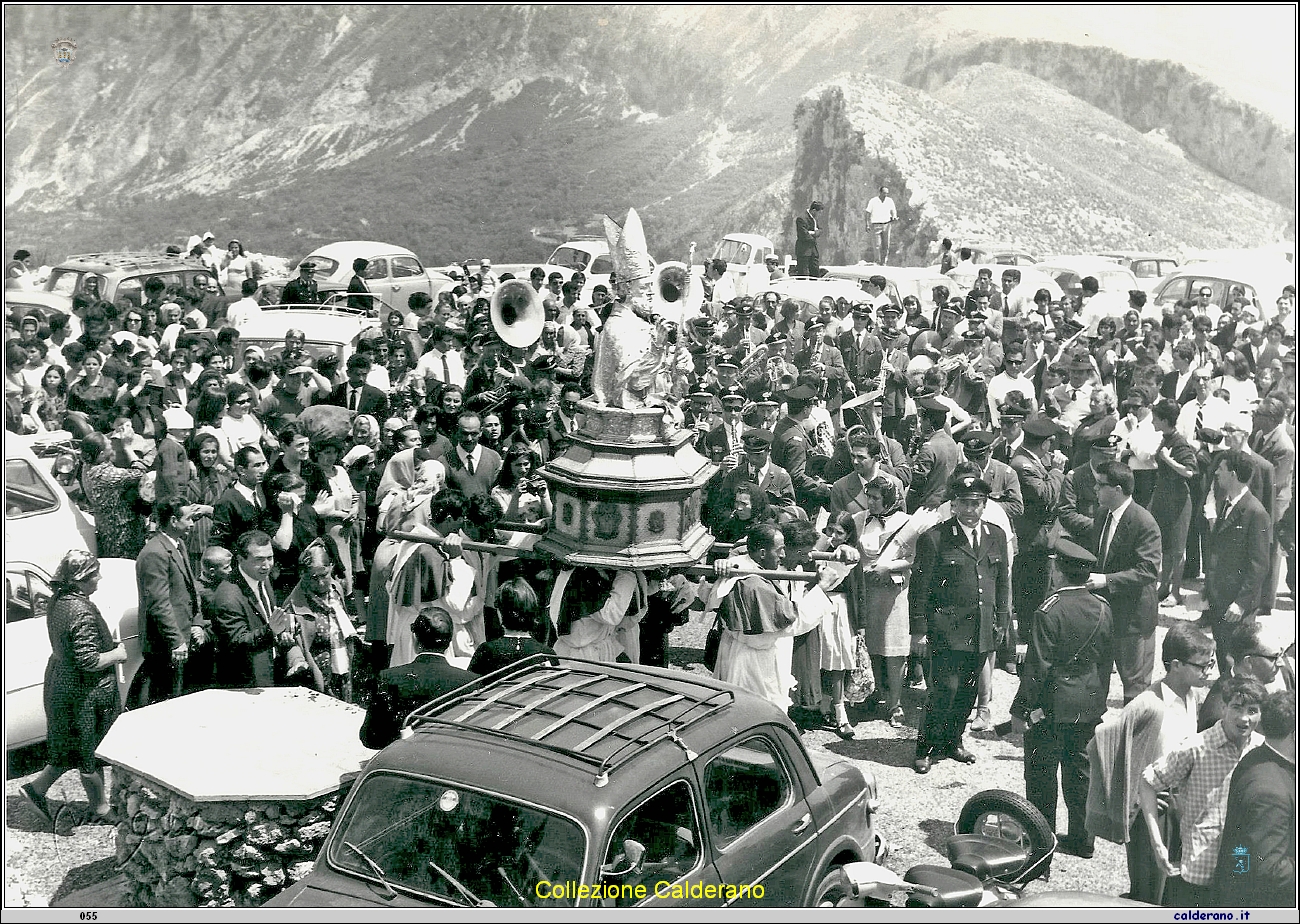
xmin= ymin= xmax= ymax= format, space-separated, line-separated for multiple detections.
xmin=59 ymin=252 xmax=189 ymax=271
xmin=404 ymin=654 xmax=733 ymax=787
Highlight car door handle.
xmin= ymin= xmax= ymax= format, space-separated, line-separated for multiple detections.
xmin=392 ymin=285 xmax=402 ymax=291
xmin=792 ymin=813 xmax=811 ymax=834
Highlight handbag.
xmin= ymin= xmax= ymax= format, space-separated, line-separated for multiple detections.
xmin=702 ymin=616 xmax=723 ymax=672
xmin=844 ymin=634 xmax=875 ymax=705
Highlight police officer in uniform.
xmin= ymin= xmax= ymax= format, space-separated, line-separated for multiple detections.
xmin=281 ymin=260 xmax=321 ymax=305
xmin=1010 ymin=538 xmax=1113 ymax=860
xmin=910 ymin=474 xmax=1012 ymax=774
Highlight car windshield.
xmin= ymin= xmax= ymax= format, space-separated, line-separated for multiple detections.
xmin=329 ymin=773 xmax=586 ymax=907
xmin=45 ymin=269 xmax=84 ymax=297
xmin=6 ymin=459 xmax=59 ymax=518
xmin=304 ymin=257 xmax=340 ymax=277
xmin=712 ymin=240 xmax=752 ymax=265
xmin=547 ymin=247 xmax=590 ymax=272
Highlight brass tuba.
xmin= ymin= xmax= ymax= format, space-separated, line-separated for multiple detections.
xmin=650 ymin=260 xmax=703 ymax=327
xmin=490 ymin=279 xmax=544 ymax=348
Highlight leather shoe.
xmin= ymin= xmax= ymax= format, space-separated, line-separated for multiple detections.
xmin=913 ymin=753 xmax=933 ymax=774
xmin=1058 ymin=836 xmax=1095 ymax=859
xmin=946 ymin=746 xmax=977 ymax=764
xmin=836 ymin=721 xmax=857 ymax=740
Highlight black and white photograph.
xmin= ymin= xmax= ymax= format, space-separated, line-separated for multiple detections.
xmin=3 ymin=4 xmax=1296 ymax=917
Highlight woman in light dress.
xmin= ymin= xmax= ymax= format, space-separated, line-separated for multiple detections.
xmin=857 ymin=477 xmax=916 ymax=728
xmin=221 ymin=240 xmax=254 ymax=293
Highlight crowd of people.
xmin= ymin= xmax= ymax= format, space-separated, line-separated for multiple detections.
xmin=6 ymin=233 xmax=1296 ymax=906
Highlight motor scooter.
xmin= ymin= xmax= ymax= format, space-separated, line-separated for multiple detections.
xmin=814 ymin=789 xmax=1148 ymax=908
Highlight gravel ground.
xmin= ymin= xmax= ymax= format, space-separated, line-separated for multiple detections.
xmin=5 ymin=586 xmax=1291 ymax=908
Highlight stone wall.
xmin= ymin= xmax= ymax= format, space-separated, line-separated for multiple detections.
xmin=111 ymin=769 xmax=340 ymax=907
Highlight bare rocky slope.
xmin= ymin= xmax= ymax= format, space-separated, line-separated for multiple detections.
xmin=4 ymin=6 xmax=1292 ymax=265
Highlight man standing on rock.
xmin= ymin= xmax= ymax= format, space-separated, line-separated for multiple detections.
xmin=795 ymin=200 xmax=823 ymax=278
xmin=865 ymin=185 xmax=898 ymax=265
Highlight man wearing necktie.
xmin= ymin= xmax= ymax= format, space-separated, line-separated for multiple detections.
xmin=1086 ymin=460 xmax=1161 ymax=704
xmin=327 ymin=354 xmax=389 ymax=420
xmin=212 ymin=530 xmax=282 ymax=688
xmin=794 ymin=199 xmax=823 ymax=278
xmin=136 ymin=501 xmax=209 ymax=703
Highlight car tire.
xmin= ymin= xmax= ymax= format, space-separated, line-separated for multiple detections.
xmin=954 ymin=789 xmax=1055 ymax=885
xmin=808 ymin=867 xmax=863 ymax=908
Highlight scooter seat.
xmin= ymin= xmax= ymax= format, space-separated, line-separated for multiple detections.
xmin=902 ymin=865 xmax=983 ymax=908
xmin=946 ymin=833 xmax=1031 ymax=880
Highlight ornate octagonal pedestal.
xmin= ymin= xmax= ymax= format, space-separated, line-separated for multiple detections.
xmin=536 ymin=400 xmax=717 ymax=569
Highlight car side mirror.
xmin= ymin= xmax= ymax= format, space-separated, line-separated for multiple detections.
xmin=600 ymin=839 xmax=646 ymax=878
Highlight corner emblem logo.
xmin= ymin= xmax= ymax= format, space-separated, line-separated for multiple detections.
xmin=52 ymin=38 xmax=77 ymax=69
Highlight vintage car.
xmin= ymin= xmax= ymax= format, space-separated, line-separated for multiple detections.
xmin=546 ymin=238 xmax=658 ymax=306
xmin=705 ymin=233 xmax=781 ymax=299
xmin=822 ymin=265 xmax=962 ymax=310
xmin=926 ymin=240 xmax=1040 ymax=268
xmin=760 ymin=276 xmax=870 ymax=310
xmin=1031 ymin=256 xmax=1139 ymax=299
xmin=1093 ymin=252 xmax=1180 ymax=293
xmin=1150 ymin=260 xmax=1294 ymax=319
xmin=297 ymin=242 xmax=451 ymax=314
xmin=270 ymin=656 xmax=884 ymax=908
xmin=39 ymin=252 xmax=219 ymax=313
xmin=238 ymin=306 xmax=382 ymax=374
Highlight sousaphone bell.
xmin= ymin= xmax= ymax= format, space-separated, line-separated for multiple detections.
xmin=490 ymin=279 xmax=544 ymax=348
xmin=650 ymin=260 xmax=703 ymax=327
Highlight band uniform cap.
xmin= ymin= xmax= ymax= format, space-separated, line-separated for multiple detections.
xmin=783 ymin=384 xmax=817 ymax=402
xmin=162 ymin=408 xmax=194 ymax=430
xmin=715 ymin=360 xmax=739 ymax=373
xmin=688 ymin=390 xmax=714 ymax=403
xmin=721 ymin=392 xmax=746 ymax=406
xmin=960 ymin=430 xmax=996 ymax=452
xmin=940 ymin=301 xmax=962 ymax=315
xmin=916 ymin=395 xmax=948 ymax=415
xmin=529 ymin=354 xmax=558 ymax=373
xmin=950 ymin=474 xmax=991 ymax=499
xmin=298 ymin=261 xmax=317 ymax=271
xmin=202 ymin=231 xmax=215 ymax=241
xmin=1092 ymin=433 xmax=1124 ymax=453
xmin=852 ymin=304 xmax=873 ymax=318
xmin=1052 ymin=537 xmax=1097 ymax=567
xmin=755 ymin=398 xmax=780 ymax=409
xmin=966 ymin=308 xmax=989 ymax=322
xmin=1023 ymin=415 xmax=1063 ymax=439
xmin=742 ymin=429 xmax=774 ymax=450
xmin=878 ymin=303 xmax=903 ymax=317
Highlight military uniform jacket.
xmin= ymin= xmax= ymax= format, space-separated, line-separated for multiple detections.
xmin=1010 ymin=586 xmax=1114 ymax=725
xmin=908 ymin=518 xmax=1011 ymax=653
xmin=1010 ymin=446 xmax=1064 ymax=548
xmin=280 ymin=276 xmax=319 ymax=305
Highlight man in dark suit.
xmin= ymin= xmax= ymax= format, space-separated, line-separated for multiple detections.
xmin=326 ymin=353 xmax=389 ymax=419
xmin=211 ymin=530 xmax=282 ymax=688
xmin=1087 ymin=460 xmax=1162 ymax=704
xmin=211 ymin=446 xmax=277 ymax=550
xmin=795 ymin=321 xmax=850 ymax=417
xmin=906 ymin=396 xmax=961 ymax=514
xmin=136 ymin=500 xmax=209 ymax=703
xmin=1250 ymin=398 xmax=1295 ymax=614
xmin=1202 ymin=449 xmax=1274 ymax=669
xmin=960 ymin=430 xmax=1024 ymax=520
xmin=442 ymin=410 xmax=503 ymax=499
xmin=1010 ymin=416 xmax=1068 ymax=640
xmin=1010 ymin=539 xmax=1114 ymax=860
xmin=360 ymin=608 xmax=475 ymax=750
xmin=838 ymin=305 xmax=883 ymax=394
xmin=346 ymin=257 xmax=373 ymax=313
xmin=771 ymin=385 xmax=832 ymax=516
xmin=1058 ymin=434 xmax=1121 ymax=543
xmin=829 ymin=434 xmax=898 ymax=518
xmin=910 ymin=475 xmax=1012 ymax=773
xmin=794 ymin=199 xmax=823 ymax=278
xmin=708 ymin=428 xmax=797 ymax=526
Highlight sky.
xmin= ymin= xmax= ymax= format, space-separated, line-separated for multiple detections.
xmin=938 ymin=4 xmax=1297 ymax=124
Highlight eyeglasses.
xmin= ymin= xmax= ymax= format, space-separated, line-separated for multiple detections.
xmin=1198 ymin=292 xmax=1213 ymax=298
xmin=233 ymin=398 xmax=252 ymax=405
xmin=1247 ymin=650 xmax=1284 ymax=663
xmin=1181 ymin=659 xmax=1214 ymax=673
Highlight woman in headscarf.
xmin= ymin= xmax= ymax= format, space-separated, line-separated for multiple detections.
xmin=366 ymin=458 xmax=447 ymax=671
xmin=281 ymin=540 xmax=360 ymax=701
xmin=19 ymin=551 xmax=128 ymax=829
xmin=80 ymin=431 xmax=148 ymax=559
xmin=858 ymin=476 xmax=916 ymax=728
xmin=185 ymin=431 xmax=232 ymax=574
xmin=711 ymin=481 xmax=776 ymax=546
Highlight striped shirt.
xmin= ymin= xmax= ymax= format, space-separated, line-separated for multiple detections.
xmin=1143 ymin=722 xmax=1262 ymax=885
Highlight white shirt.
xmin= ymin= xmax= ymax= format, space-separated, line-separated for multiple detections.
xmin=416 ymin=347 xmax=466 ymax=389
xmin=711 ymin=273 xmax=736 ymax=305
xmin=866 ymin=196 xmax=897 ymax=224
xmin=1176 ymin=394 xmax=1231 ymax=447
xmin=225 ymin=296 xmax=262 ymax=331
xmin=365 ymin=366 xmax=390 ymax=391
xmin=1115 ymin=412 xmax=1160 ymax=471
xmin=457 ymin=445 xmax=483 ymax=473
xmin=986 ymin=371 xmax=1038 ymax=428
